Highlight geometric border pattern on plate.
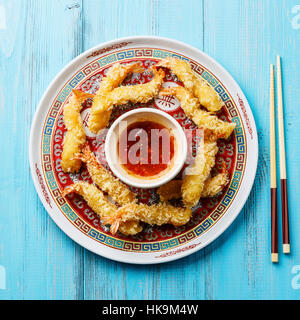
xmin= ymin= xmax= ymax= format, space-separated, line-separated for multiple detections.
xmin=40 ymin=48 xmax=246 ymax=253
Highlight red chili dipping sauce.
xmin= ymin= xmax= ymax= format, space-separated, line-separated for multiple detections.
xmin=118 ymin=120 xmax=175 ymax=177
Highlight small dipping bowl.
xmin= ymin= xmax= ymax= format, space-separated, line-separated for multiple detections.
xmin=105 ymin=108 xmax=187 ymax=189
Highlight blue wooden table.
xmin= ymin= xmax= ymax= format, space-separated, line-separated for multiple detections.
xmin=0 ymin=0 xmax=299 ymax=300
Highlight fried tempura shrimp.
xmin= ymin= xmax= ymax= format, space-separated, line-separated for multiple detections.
xmin=158 ymin=169 xmax=229 ymax=201
xmin=160 ymin=87 xmax=235 ymax=140
xmin=76 ymin=143 xmax=137 ymax=205
xmin=156 ymin=57 xmax=223 ymax=112
xmin=102 ymin=202 xmax=192 ymax=235
xmin=61 ymin=89 xmax=94 ymax=173
xmin=62 ymin=182 xmax=142 ymax=236
xmin=182 ymin=142 xmax=218 ymax=208
xmin=107 ymin=66 xmax=165 ymax=105
xmin=157 ymin=180 xmax=182 ymax=202
xmin=88 ymin=62 xmax=144 ymax=133
xmin=62 ymin=182 xmax=116 ymax=217
xmin=201 ymin=170 xmax=229 ymax=198
xmin=193 ymin=76 xmax=223 ymax=113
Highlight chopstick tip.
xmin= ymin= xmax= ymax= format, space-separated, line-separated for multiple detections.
xmin=271 ymin=253 xmax=279 ymax=263
xmin=283 ymin=244 xmax=290 ymax=254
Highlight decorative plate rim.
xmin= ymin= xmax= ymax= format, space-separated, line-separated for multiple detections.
xmin=29 ymin=36 xmax=258 ymax=264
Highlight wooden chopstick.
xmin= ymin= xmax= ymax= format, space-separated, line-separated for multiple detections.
xmin=276 ymin=55 xmax=290 ymax=254
xmin=270 ymin=64 xmax=278 ymax=263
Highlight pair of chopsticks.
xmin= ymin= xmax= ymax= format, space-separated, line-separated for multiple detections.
xmin=270 ymin=56 xmax=290 ymax=263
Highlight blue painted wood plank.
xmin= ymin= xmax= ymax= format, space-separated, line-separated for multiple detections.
xmin=82 ymin=0 xmax=204 ymax=300
xmin=0 ymin=0 xmax=85 ymax=299
xmin=0 ymin=0 xmax=299 ymax=300
xmin=203 ymin=0 xmax=300 ymax=299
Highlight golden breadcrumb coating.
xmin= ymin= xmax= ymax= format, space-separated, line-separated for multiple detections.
xmin=157 ymin=170 xmax=229 ymax=201
xmin=108 ymin=67 xmax=165 ymax=105
xmin=61 ymin=89 xmax=94 ymax=173
xmin=160 ymin=86 xmax=235 ymax=140
xmin=182 ymin=142 xmax=218 ymax=208
xmin=62 ymin=182 xmax=116 ymax=216
xmin=62 ymin=182 xmax=142 ymax=236
xmin=102 ymin=202 xmax=192 ymax=235
xmin=88 ymin=62 xmax=144 ymax=133
xmin=60 ymin=59 xmax=235 ymax=237
xmin=157 ymin=180 xmax=182 ymax=201
xmin=193 ymin=75 xmax=223 ymax=113
xmin=76 ymin=143 xmax=137 ymax=205
xmin=201 ymin=171 xmax=229 ymax=198
xmin=156 ymin=57 xmax=223 ymax=112
xmin=157 ymin=57 xmax=195 ymax=90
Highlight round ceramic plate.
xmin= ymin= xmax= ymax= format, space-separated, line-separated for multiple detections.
xmin=29 ymin=36 xmax=258 ymax=264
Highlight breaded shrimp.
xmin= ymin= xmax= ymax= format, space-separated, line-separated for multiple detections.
xmin=193 ymin=76 xmax=223 ymax=113
xmin=107 ymin=66 xmax=165 ymax=105
xmin=88 ymin=62 xmax=144 ymax=133
xmin=75 ymin=143 xmax=137 ymax=205
xmin=201 ymin=170 xmax=229 ymax=198
xmin=156 ymin=57 xmax=223 ymax=112
xmin=160 ymin=87 xmax=235 ymax=140
xmin=182 ymin=141 xmax=218 ymax=208
xmin=158 ymin=166 xmax=229 ymax=201
xmin=102 ymin=202 xmax=192 ymax=235
xmin=157 ymin=180 xmax=182 ymax=202
xmin=61 ymin=89 xmax=94 ymax=173
xmin=62 ymin=182 xmax=142 ymax=236
xmin=62 ymin=182 xmax=116 ymax=217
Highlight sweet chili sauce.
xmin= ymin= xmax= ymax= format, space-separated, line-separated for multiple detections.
xmin=118 ymin=120 xmax=175 ymax=177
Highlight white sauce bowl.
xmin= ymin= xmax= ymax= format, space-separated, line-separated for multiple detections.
xmin=105 ymin=108 xmax=187 ymax=189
